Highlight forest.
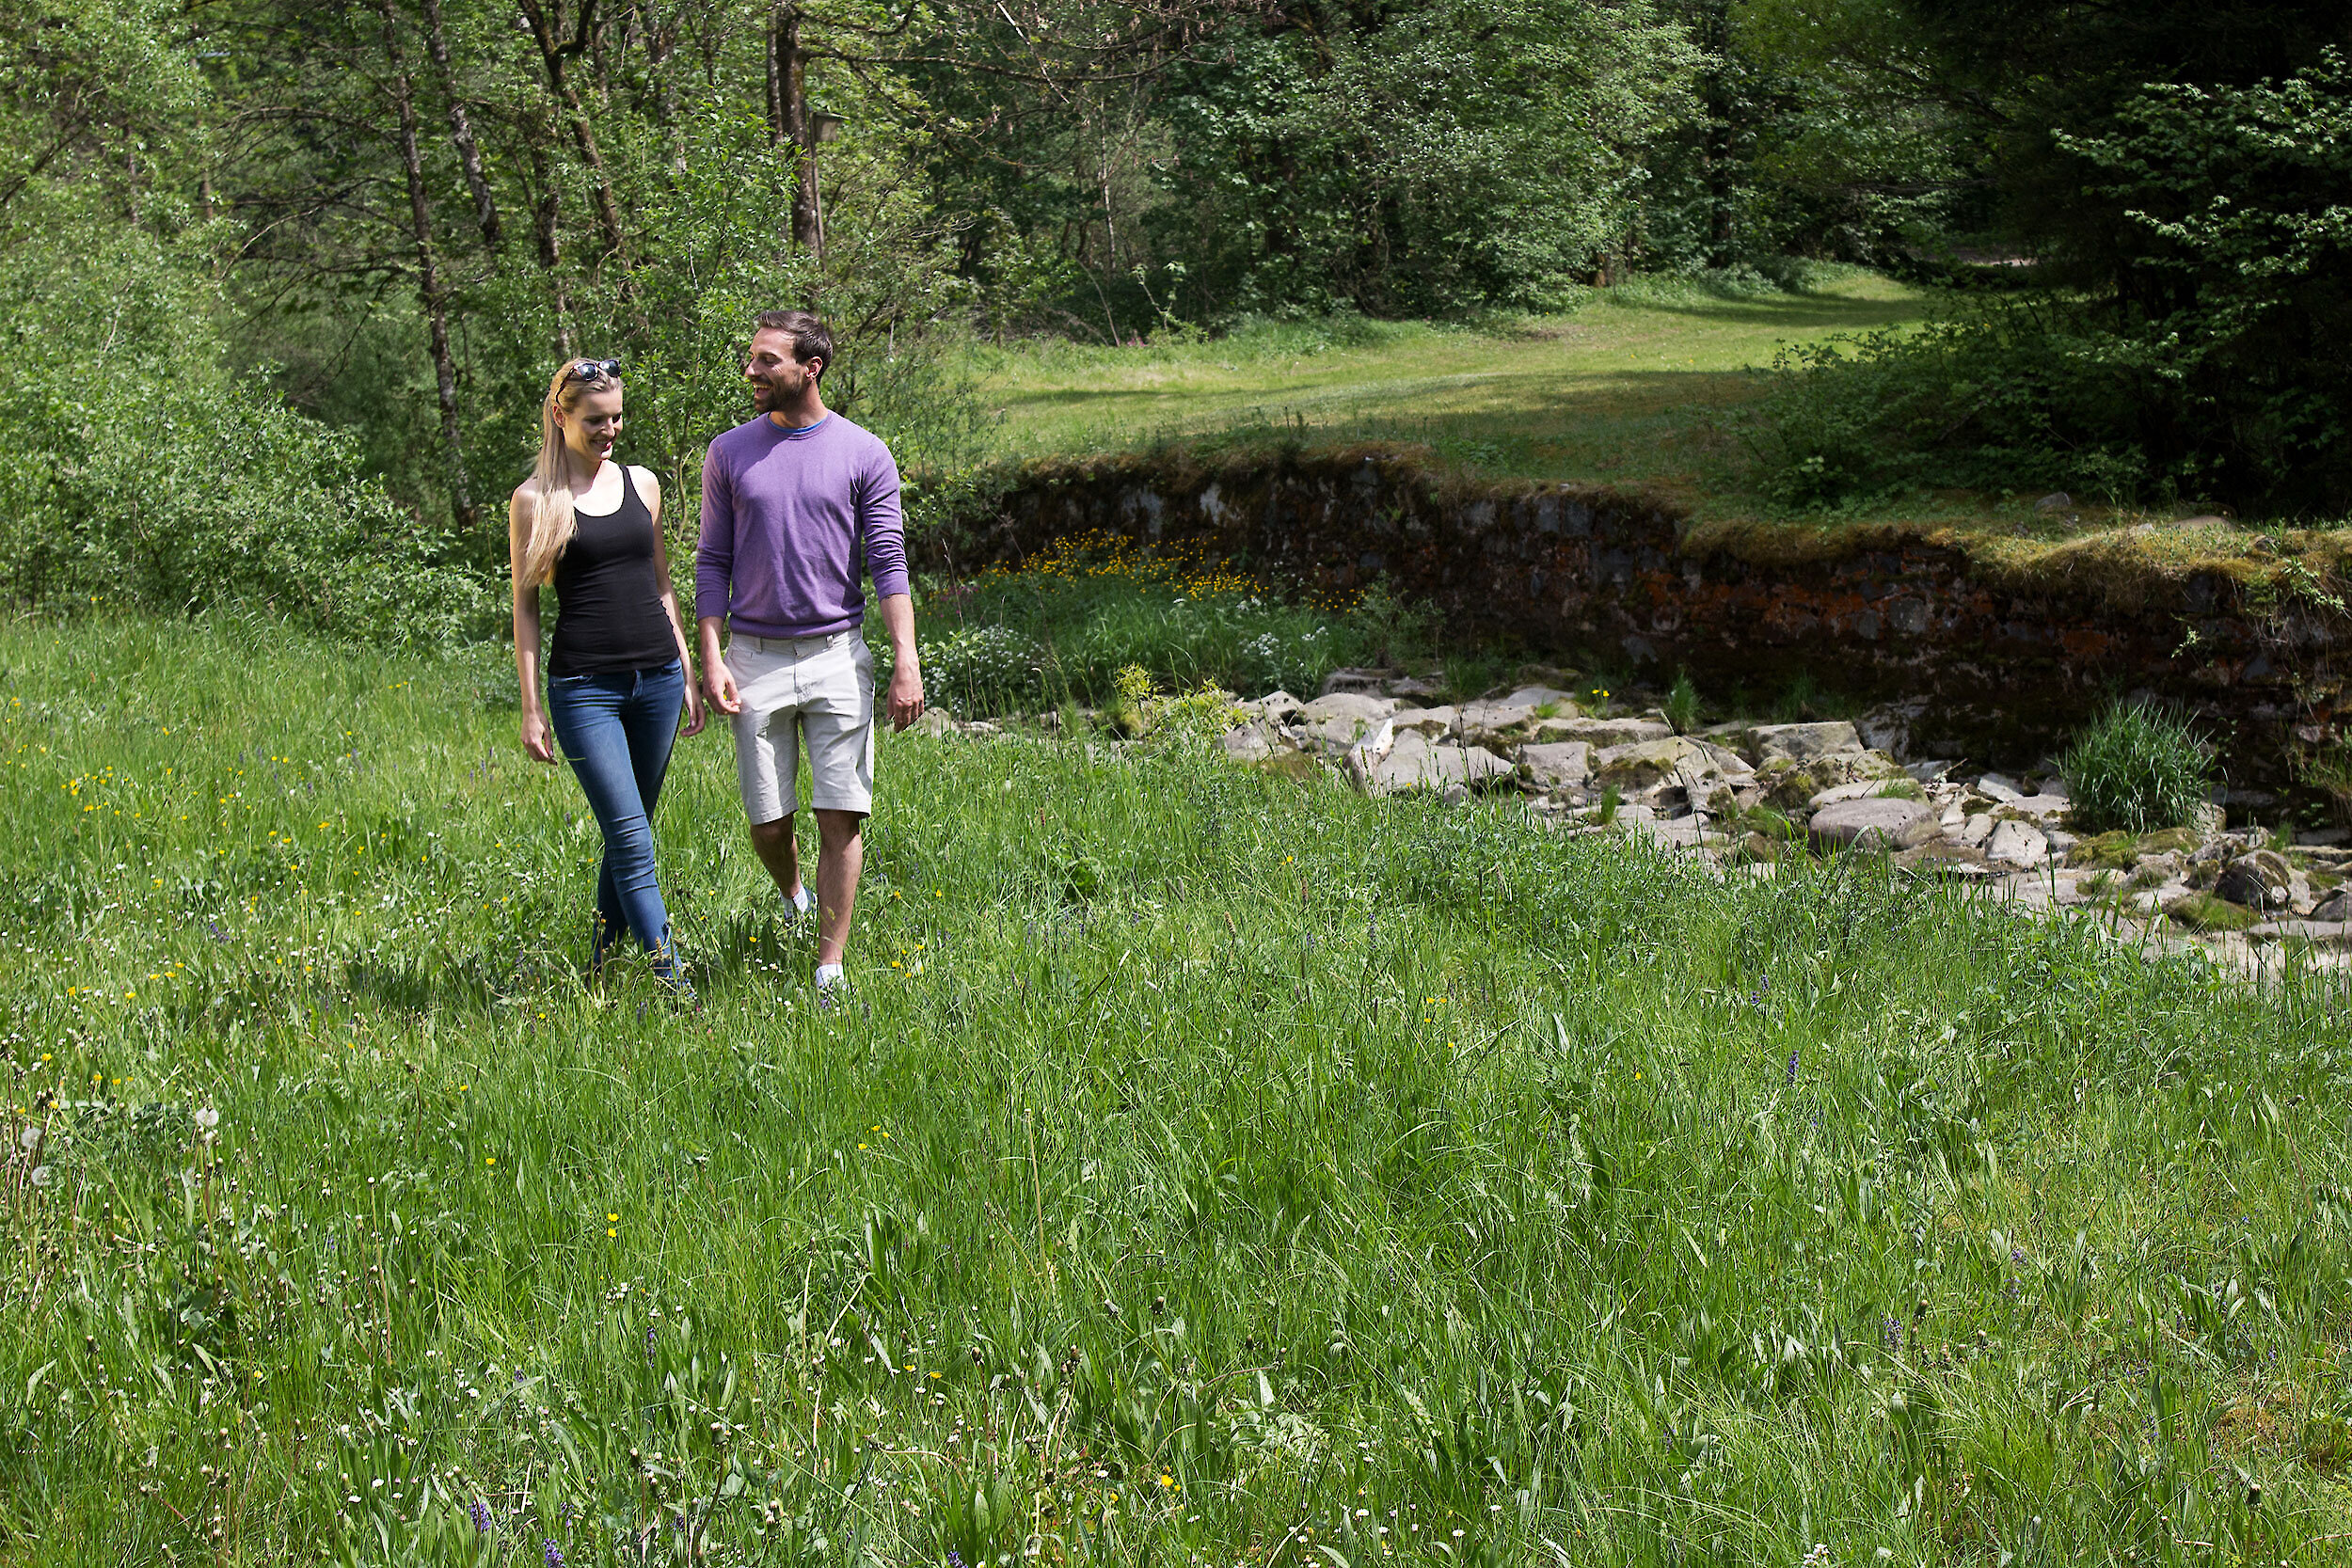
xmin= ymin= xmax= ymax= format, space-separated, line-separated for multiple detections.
xmin=1 ymin=0 xmax=2349 ymax=638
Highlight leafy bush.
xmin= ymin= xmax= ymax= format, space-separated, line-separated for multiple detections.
xmin=1748 ymin=53 xmax=2352 ymax=515
xmin=2060 ymin=701 xmax=2215 ymax=834
xmin=0 ymin=233 xmax=488 ymax=642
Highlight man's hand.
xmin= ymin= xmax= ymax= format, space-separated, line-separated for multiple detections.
xmin=886 ymin=659 xmax=925 ymax=731
xmin=697 ymin=615 xmax=741 ymax=716
xmin=705 ymin=660 xmax=741 ymax=718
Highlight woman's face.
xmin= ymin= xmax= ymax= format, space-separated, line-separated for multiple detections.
xmin=558 ymin=385 xmax=624 ymax=467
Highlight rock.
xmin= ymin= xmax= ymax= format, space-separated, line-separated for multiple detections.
xmin=1975 ymin=773 xmax=2024 ymax=802
xmin=1296 ymin=692 xmax=1398 ymax=755
xmin=907 ymin=708 xmax=957 ymax=737
xmin=1809 ymin=780 xmax=1922 ymax=811
xmin=1809 ymin=797 xmax=1939 ymax=851
xmin=1320 ymin=667 xmax=1401 ymax=696
xmin=1391 ymin=705 xmax=1459 ymax=737
xmin=1594 ymin=736 xmax=1735 ymax=789
xmin=1906 ymin=759 xmax=1956 ymax=783
xmin=2296 ymin=826 xmax=2352 ymax=847
xmin=1518 ymin=741 xmax=1593 ymax=788
xmin=1629 ymin=816 xmax=1713 ymax=851
xmin=2248 ymin=919 xmax=2352 ymax=947
xmin=1387 ymin=673 xmax=1448 ymax=699
xmin=1217 ymin=722 xmax=1279 ymax=761
xmin=1240 ymin=689 xmax=1305 ymax=725
xmin=2312 ymin=888 xmax=2352 ymax=923
xmin=2188 ymin=801 xmax=2227 ymax=838
xmin=2215 ymin=852 xmax=2293 ymax=911
xmin=1499 ymin=686 xmax=1581 ymax=713
xmin=1959 ymin=813 xmax=1994 ymax=847
xmin=1458 ymin=701 xmax=1538 ymax=737
xmin=2034 ymin=491 xmax=2073 ymax=512
xmin=2166 ymin=893 xmax=2259 ymax=933
xmin=1986 ymin=819 xmax=2050 ymax=867
xmin=1756 ymin=750 xmax=1910 ymax=811
xmin=2045 ymin=829 xmax=2078 ymax=856
xmin=1360 ymin=729 xmax=1516 ymax=796
xmin=1895 ymin=840 xmax=2001 ymax=879
xmin=1535 ymin=717 xmax=1673 ymax=749
xmin=1746 ymin=721 xmax=1863 ymax=763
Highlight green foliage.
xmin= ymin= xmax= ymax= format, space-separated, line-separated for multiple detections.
xmin=0 ymin=231 xmax=487 ymax=641
xmin=2060 ymin=701 xmax=2216 ymax=835
xmin=909 ymin=544 xmax=1379 ymax=714
xmin=9 ymin=618 xmax=2351 ymax=1561
xmin=1664 ymin=668 xmax=1701 ymax=734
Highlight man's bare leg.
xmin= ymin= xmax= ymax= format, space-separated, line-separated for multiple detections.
xmin=812 ymin=808 xmax=865 ymax=967
xmin=747 ymin=814 xmax=805 ymax=902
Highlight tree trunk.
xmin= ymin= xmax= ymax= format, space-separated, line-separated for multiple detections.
xmin=771 ymin=2 xmax=821 ymax=259
xmin=421 ymin=0 xmax=502 ymax=249
xmin=516 ymin=0 xmax=629 ymax=270
xmin=376 ymin=0 xmax=476 ymax=530
xmin=526 ymin=124 xmax=575 ymax=358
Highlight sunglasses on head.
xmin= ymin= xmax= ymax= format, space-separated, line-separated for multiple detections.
xmin=567 ymin=358 xmax=622 ymax=383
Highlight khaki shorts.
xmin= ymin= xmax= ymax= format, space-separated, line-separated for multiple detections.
xmin=726 ymin=630 xmax=875 ymax=822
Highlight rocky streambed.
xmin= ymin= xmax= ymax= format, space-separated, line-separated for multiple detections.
xmin=1208 ymin=669 xmax=2352 ymax=974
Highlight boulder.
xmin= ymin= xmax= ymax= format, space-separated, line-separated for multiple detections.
xmin=1809 ymin=780 xmax=1922 ymax=811
xmin=1387 ymin=673 xmax=1448 ymax=699
xmin=1239 ymin=689 xmax=1305 ymax=725
xmin=1595 ymin=736 xmax=1727 ymax=789
xmin=1959 ymin=813 xmax=1994 ymax=847
xmin=1894 ymin=840 xmax=2002 ymax=879
xmin=1986 ymin=819 xmax=2050 ymax=868
xmin=1518 ymin=741 xmax=1593 ymax=789
xmin=1756 ymin=750 xmax=1909 ymax=811
xmin=2215 ymin=851 xmax=2292 ymax=911
xmin=2312 ymin=888 xmax=2352 ymax=923
xmin=1360 ymin=729 xmax=1515 ymax=796
xmin=1534 ymin=717 xmax=1674 ymax=749
xmin=1217 ymin=722 xmax=1280 ymax=761
xmin=1319 ymin=667 xmax=1401 ymax=696
xmin=1499 ymin=686 xmax=1581 ymax=714
xmin=1458 ymin=702 xmax=1536 ymax=736
xmin=1746 ymin=721 xmax=1863 ymax=763
xmin=1809 ymin=797 xmax=1939 ymax=851
xmin=1295 ymin=692 xmax=1398 ymax=755
xmin=1391 ymin=705 xmax=1459 ymax=737
xmin=906 ymin=708 xmax=958 ymax=737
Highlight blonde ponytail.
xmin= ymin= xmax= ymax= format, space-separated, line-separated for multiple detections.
xmin=512 ymin=358 xmax=623 ymax=588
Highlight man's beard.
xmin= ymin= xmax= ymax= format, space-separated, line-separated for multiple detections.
xmin=750 ymin=379 xmax=777 ymax=410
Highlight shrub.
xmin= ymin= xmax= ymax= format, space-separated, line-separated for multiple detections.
xmin=0 ymin=232 xmax=488 ymax=643
xmin=2061 ymin=701 xmax=2215 ymax=833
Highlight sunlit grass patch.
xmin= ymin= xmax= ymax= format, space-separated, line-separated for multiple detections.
xmin=3 ymin=616 xmax=2350 ymax=1565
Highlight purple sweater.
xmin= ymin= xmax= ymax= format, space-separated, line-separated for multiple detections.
xmin=695 ymin=412 xmax=909 ymax=639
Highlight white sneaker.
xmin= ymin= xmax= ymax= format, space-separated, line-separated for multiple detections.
xmin=785 ymin=883 xmax=817 ymax=921
xmin=814 ymin=962 xmax=846 ymax=1005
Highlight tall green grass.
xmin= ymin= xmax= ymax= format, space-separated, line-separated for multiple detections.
xmin=5 ymin=617 xmax=2349 ymax=1565
xmin=2061 ymin=701 xmax=2217 ymax=833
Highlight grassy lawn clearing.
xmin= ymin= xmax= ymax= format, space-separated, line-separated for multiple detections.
xmin=7 ymin=617 xmax=2352 ymax=1564
xmin=964 ymin=275 xmax=1964 ymax=522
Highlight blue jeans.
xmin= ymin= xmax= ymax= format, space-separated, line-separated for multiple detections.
xmin=546 ymin=659 xmax=685 ymax=971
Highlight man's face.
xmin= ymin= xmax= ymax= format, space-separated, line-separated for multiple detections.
xmin=744 ymin=329 xmax=818 ymax=413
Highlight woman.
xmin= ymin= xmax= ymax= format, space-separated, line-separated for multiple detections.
xmin=510 ymin=357 xmax=705 ymax=997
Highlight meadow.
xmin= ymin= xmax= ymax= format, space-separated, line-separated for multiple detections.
xmin=958 ymin=273 xmax=2009 ymax=527
xmin=7 ymin=615 xmax=2352 ymax=1566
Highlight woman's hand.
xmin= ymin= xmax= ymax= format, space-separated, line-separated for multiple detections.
xmin=521 ymin=708 xmax=558 ymax=764
xmin=680 ymin=677 xmax=707 ymax=738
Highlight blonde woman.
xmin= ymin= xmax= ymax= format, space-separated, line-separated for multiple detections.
xmin=510 ymin=358 xmax=705 ymax=997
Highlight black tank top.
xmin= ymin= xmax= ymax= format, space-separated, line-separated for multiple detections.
xmin=548 ymin=467 xmax=676 ymax=676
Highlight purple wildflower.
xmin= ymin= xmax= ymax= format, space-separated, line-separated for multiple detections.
xmin=544 ymin=1542 xmax=564 ymax=1568
xmin=947 ymin=1550 xmax=968 ymax=1568
xmin=1785 ymin=1050 xmax=1799 ymax=1087
xmin=469 ymin=1498 xmax=492 ymax=1535
xmin=644 ymin=1323 xmax=657 ymax=1362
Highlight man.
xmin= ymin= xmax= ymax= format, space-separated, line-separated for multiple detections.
xmin=697 ymin=309 xmax=924 ymax=993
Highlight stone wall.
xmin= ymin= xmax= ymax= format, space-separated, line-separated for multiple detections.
xmin=937 ymin=448 xmax=2348 ymax=793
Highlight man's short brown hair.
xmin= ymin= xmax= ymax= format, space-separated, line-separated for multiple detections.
xmin=754 ymin=309 xmax=834 ymax=381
